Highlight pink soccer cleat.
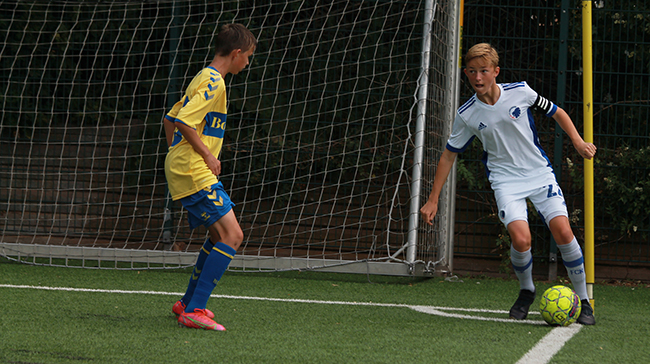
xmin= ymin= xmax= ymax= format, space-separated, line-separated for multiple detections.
xmin=178 ymin=309 xmax=226 ymax=331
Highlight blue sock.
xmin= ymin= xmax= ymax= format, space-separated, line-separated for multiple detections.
xmin=180 ymin=238 xmax=214 ymax=305
xmin=511 ymin=246 xmax=535 ymax=292
xmin=185 ymin=242 xmax=236 ymax=313
xmin=557 ymin=237 xmax=588 ymax=301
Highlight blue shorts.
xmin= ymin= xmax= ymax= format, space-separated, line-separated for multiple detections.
xmin=179 ymin=182 xmax=235 ymax=230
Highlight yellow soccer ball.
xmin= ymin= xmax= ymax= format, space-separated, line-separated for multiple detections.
xmin=539 ymin=285 xmax=582 ymax=326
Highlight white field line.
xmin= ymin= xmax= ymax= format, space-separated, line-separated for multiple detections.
xmin=2 ymin=284 xmax=579 ymax=363
xmin=410 ymin=305 xmax=544 ymax=325
xmin=0 ymin=283 xmax=537 ymax=318
xmin=515 ymin=324 xmax=583 ymax=364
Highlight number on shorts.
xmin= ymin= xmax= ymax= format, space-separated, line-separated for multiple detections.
xmin=547 ymin=184 xmax=563 ymax=198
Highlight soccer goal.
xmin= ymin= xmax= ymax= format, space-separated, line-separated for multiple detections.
xmin=0 ymin=0 xmax=460 ymax=276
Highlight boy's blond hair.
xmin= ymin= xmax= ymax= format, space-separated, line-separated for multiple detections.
xmin=464 ymin=43 xmax=499 ymax=67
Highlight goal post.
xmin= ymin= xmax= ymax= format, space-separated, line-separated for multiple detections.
xmin=407 ymin=0 xmax=460 ymax=274
xmin=0 ymin=0 xmax=460 ymax=276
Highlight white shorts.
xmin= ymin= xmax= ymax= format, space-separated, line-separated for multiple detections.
xmin=495 ymin=183 xmax=568 ymax=227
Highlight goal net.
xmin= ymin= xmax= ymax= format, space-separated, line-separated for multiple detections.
xmin=0 ymin=0 xmax=459 ymax=275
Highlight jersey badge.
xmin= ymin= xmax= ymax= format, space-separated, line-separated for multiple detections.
xmin=478 ymin=122 xmax=487 ymax=131
xmin=508 ymin=106 xmax=522 ymax=120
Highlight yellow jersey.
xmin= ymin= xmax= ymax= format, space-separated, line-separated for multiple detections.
xmin=164 ymin=66 xmax=227 ymax=200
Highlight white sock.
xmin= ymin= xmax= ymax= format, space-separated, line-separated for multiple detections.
xmin=557 ymin=237 xmax=588 ymax=301
xmin=510 ymin=246 xmax=535 ymax=292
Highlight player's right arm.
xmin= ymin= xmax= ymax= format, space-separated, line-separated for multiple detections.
xmin=420 ymin=148 xmax=458 ymax=225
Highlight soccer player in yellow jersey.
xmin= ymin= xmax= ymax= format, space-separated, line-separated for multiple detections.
xmin=164 ymin=24 xmax=256 ymax=331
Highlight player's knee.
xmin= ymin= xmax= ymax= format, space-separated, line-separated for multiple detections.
xmin=507 ymin=221 xmax=531 ymax=251
xmin=510 ymin=230 xmax=532 ymax=251
xmin=511 ymin=236 xmax=531 ymax=252
xmin=554 ymin=229 xmax=575 ymax=246
xmin=233 ymin=229 xmax=244 ymax=246
xmin=225 ymin=228 xmax=244 ymax=250
xmin=548 ymin=216 xmax=574 ymax=245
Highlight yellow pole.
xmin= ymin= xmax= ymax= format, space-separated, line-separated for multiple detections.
xmin=581 ymin=0 xmax=595 ymax=311
xmin=459 ymin=0 xmax=464 ymax=68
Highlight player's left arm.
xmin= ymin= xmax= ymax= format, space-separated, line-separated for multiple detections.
xmin=551 ymin=106 xmax=597 ymax=160
xmin=164 ymin=100 xmax=183 ymax=147
xmin=531 ymin=92 xmax=597 ymax=160
xmin=163 ymin=117 xmax=176 ymax=147
xmin=174 ymin=121 xmax=221 ymax=176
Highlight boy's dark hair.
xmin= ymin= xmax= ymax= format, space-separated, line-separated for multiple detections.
xmin=214 ymin=24 xmax=257 ymax=57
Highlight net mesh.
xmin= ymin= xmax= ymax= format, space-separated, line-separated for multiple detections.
xmin=0 ymin=0 xmax=458 ymax=273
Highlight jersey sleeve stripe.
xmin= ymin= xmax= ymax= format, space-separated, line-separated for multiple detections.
xmin=458 ymin=97 xmax=476 ymax=115
xmin=502 ymin=82 xmax=525 ymax=90
xmin=446 ymin=135 xmax=476 ymax=153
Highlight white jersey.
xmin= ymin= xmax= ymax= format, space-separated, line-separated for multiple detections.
xmin=447 ymin=82 xmax=558 ymax=195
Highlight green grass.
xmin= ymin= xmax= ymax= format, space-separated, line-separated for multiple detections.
xmin=1 ymin=259 xmax=649 ymax=363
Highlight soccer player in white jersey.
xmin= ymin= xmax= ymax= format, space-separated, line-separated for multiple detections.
xmin=163 ymin=24 xmax=256 ymax=331
xmin=420 ymin=43 xmax=597 ymax=325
